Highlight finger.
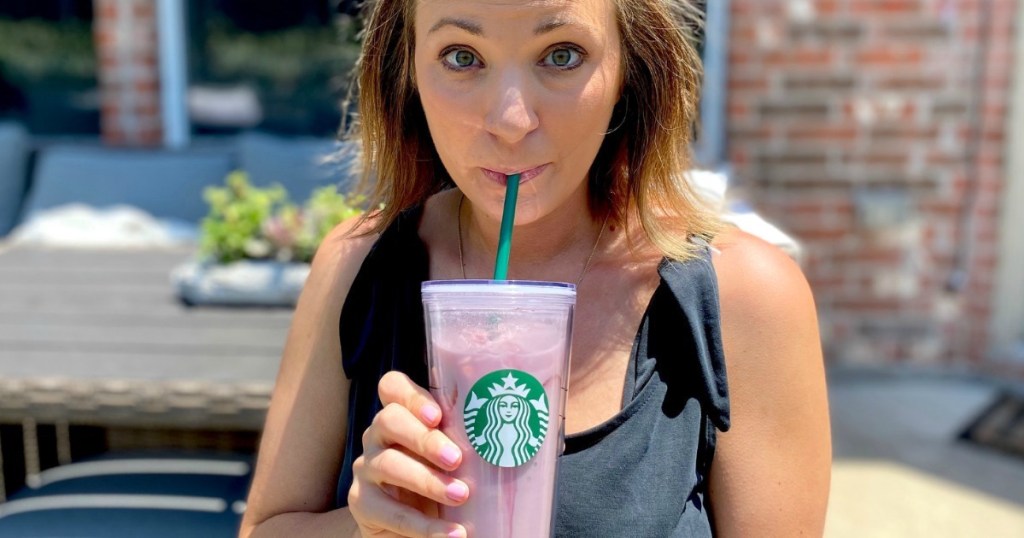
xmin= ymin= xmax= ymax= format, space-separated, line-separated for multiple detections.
xmin=378 ymin=371 xmax=442 ymax=427
xmin=349 ymin=480 xmax=467 ymax=538
xmin=366 ymin=447 xmax=470 ymax=507
xmin=365 ymin=403 xmax=464 ymax=471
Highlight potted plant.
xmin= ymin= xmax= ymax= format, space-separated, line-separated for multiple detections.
xmin=172 ymin=171 xmax=364 ymax=306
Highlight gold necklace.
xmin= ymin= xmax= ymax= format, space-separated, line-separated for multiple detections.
xmin=457 ymin=193 xmax=608 ymax=286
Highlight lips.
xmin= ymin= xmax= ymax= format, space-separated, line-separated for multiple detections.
xmin=481 ymin=164 xmax=549 ymax=186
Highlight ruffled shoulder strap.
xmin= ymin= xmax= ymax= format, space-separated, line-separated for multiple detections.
xmin=655 ymin=244 xmax=731 ymax=431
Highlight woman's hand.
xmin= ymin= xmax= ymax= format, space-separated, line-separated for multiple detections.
xmin=349 ymin=371 xmax=469 ymax=538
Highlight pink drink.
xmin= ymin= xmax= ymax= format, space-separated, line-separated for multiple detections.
xmin=422 ymin=281 xmax=575 ymax=538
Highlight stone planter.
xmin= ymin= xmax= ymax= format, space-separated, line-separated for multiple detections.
xmin=172 ymin=259 xmax=309 ymax=307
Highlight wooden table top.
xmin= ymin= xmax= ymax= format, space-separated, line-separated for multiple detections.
xmin=0 ymin=245 xmax=294 ymax=430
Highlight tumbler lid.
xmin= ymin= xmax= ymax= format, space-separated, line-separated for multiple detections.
xmin=421 ymin=280 xmax=576 ymax=304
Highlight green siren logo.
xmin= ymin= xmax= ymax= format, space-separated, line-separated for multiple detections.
xmin=463 ymin=369 xmax=549 ymax=467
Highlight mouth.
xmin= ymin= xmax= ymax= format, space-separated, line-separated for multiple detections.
xmin=481 ymin=164 xmax=549 ymax=186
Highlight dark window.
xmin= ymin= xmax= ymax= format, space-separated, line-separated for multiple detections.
xmin=0 ymin=0 xmax=99 ymax=134
xmin=188 ymin=0 xmax=360 ymax=136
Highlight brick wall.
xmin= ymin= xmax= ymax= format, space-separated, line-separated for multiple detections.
xmin=727 ymin=0 xmax=1016 ymax=368
xmin=94 ymin=0 xmax=162 ymax=146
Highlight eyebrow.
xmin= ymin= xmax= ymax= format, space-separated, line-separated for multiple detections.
xmin=533 ymin=19 xmax=568 ymax=35
xmin=427 ymin=17 xmax=572 ymax=37
xmin=428 ymin=17 xmax=483 ymax=36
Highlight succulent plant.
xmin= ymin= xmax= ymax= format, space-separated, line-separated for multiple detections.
xmin=200 ymin=170 xmax=363 ymax=264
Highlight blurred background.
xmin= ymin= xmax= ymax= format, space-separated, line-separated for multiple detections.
xmin=0 ymin=0 xmax=1021 ymax=536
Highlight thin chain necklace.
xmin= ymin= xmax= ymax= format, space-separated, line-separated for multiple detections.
xmin=457 ymin=193 xmax=608 ymax=286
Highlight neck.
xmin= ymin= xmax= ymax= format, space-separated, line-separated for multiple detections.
xmin=460 ymin=188 xmax=606 ymax=282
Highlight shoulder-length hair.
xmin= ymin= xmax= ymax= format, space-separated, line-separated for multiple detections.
xmin=345 ymin=0 xmax=720 ymax=261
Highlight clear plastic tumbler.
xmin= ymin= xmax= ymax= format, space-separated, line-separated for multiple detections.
xmin=422 ymin=280 xmax=576 ymax=538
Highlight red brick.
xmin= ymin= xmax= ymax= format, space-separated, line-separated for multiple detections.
xmin=818 ymin=1 xmax=843 ymax=15
xmin=133 ymin=78 xmax=159 ymax=94
xmin=728 ymin=75 xmax=771 ymax=92
xmin=763 ymin=48 xmax=838 ymax=67
xmin=729 ymin=23 xmax=758 ymax=47
xmin=132 ymin=1 xmax=154 ymax=19
xmin=135 ymin=102 xmax=161 ymax=117
xmin=841 ymin=151 xmax=908 ymax=166
xmin=727 ymin=102 xmax=753 ymax=121
xmin=849 ymin=0 xmax=926 ymax=16
xmin=98 ymin=0 xmax=118 ymax=21
xmin=138 ymin=127 xmax=163 ymax=146
xmin=100 ymin=102 xmax=120 ymax=119
xmin=728 ymin=50 xmax=756 ymax=65
xmin=833 ymin=247 xmax=907 ymax=264
xmin=855 ymin=47 xmax=925 ymax=66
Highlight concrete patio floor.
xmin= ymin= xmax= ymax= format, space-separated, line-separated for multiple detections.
xmin=825 ymin=370 xmax=1024 ymax=537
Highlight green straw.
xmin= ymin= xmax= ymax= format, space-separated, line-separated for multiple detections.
xmin=493 ymin=173 xmax=520 ymax=280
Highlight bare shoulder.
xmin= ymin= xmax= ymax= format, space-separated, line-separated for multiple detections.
xmin=283 ymin=213 xmax=382 ymax=358
xmin=284 ymin=214 xmax=382 ymax=337
xmin=705 ymin=227 xmax=831 ymax=537
xmin=310 ymin=214 xmax=381 ymax=293
xmin=710 ymin=227 xmax=814 ymax=323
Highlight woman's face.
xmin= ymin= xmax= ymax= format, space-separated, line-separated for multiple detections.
xmin=497 ymin=395 xmax=522 ymax=422
xmin=414 ymin=0 xmax=623 ymax=225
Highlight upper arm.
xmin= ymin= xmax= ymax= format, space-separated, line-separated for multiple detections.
xmin=240 ymin=217 xmax=378 ymax=535
xmin=707 ymin=230 xmax=832 ymax=536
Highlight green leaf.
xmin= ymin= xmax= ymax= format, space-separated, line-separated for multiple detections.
xmin=198 ymin=170 xmax=366 ymax=264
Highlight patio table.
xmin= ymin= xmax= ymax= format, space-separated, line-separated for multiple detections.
xmin=0 ymin=245 xmax=291 ymax=431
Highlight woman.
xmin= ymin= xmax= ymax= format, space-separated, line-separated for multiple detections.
xmin=240 ymin=0 xmax=831 ymax=536
xmin=481 ymin=394 xmax=538 ymax=468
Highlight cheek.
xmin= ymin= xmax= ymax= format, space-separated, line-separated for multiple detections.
xmin=546 ymin=51 xmax=621 ymax=137
xmin=418 ymin=75 xmax=458 ymax=136
xmin=416 ymin=70 xmax=481 ymax=164
xmin=550 ymin=84 xmax=614 ymax=133
xmin=543 ymin=75 xmax=620 ymax=169
xmin=415 ymin=56 xmax=479 ymax=124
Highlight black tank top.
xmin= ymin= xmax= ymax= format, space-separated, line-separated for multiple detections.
xmin=335 ymin=206 xmax=731 ymax=536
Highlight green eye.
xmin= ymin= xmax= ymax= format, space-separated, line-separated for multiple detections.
xmin=443 ymin=48 xmax=479 ymax=69
xmin=551 ymin=49 xmax=572 ymax=66
xmin=544 ymin=47 xmax=582 ymax=69
xmin=455 ymin=50 xmax=475 ymax=67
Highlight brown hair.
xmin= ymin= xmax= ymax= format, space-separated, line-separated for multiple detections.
xmin=345 ymin=0 xmax=720 ymax=261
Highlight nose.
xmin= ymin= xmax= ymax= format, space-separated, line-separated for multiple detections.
xmin=483 ymin=72 xmax=539 ymax=145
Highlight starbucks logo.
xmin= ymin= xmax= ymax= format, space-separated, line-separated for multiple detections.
xmin=463 ymin=370 xmax=549 ymax=467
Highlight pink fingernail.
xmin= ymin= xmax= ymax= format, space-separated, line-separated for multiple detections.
xmin=446 ymin=481 xmax=468 ymax=501
xmin=439 ymin=444 xmax=460 ymax=466
xmin=448 ymin=528 xmax=466 ymax=538
xmin=421 ymin=404 xmax=440 ymax=423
